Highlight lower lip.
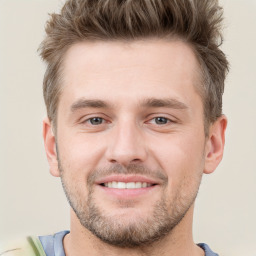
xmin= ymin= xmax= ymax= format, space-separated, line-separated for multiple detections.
xmin=97 ymin=185 xmax=158 ymax=199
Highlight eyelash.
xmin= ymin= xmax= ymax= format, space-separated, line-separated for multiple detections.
xmin=82 ymin=116 xmax=174 ymax=126
xmin=87 ymin=117 xmax=105 ymax=125
xmin=148 ymin=116 xmax=172 ymax=125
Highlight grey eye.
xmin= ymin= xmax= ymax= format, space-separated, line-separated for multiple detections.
xmin=155 ymin=117 xmax=168 ymax=125
xmin=89 ymin=117 xmax=103 ymax=125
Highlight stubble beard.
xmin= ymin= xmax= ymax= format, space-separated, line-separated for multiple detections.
xmin=59 ymin=163 xmax=202 ymax=248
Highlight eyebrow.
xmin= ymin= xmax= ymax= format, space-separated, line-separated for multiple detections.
xmin=70 ymin=97 xmax=188 ymax=112
xmin=71 ymin=98 xmax=110 ymax=112
xmin=141 ymin=98 xmax=188 ymax=110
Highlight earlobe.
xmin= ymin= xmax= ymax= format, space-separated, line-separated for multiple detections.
xmin=204 ymin=115 xmax=228 ymax=174
xmin=43 ymin=118 xmax=60 ymax=177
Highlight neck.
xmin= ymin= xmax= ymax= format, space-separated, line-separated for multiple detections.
xmin=63 ymin=206 xmax=204 ymax=256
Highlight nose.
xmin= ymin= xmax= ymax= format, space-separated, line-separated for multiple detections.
xmin=106 ymin=120 xmax=148 ymax=166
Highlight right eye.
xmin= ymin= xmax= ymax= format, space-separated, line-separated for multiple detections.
xmin=87 ymin=117 xmax=104 ymax=125
xmin=153 ymin=117 xmax=169 ymax=125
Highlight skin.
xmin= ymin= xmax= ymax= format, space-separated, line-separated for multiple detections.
xmin=43 ymin=39 xmax=227 ymax=256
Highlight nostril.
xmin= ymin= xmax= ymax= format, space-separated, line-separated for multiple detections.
xmin=130 ymin=159 xmax=141 ymax=164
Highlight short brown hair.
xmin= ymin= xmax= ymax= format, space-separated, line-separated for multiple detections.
xmin=39 ymin=0 xmax=229 ymax=133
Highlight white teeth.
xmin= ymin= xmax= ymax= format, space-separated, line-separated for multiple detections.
xmin=103 ymin=181 xmax=153 ymax=189
xmin=126 ymin=182 xmax=136 ymax=189
xmin=135 ymin=182 xmax=141 ymax=188
xmin=117 ymin=182 xmax=126 ymax=189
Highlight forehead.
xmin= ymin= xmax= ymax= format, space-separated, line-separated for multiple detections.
xmin=60 ymin=39 xmax=201 ymax=110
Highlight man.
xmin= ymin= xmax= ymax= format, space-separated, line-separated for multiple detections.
xmin=0 ymin=0 xmax=228 ymax=255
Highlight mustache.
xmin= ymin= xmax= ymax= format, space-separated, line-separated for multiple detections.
xmin=87 ymin=163 xmax=168 ymax=186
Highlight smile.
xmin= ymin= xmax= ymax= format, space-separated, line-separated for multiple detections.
xmin=102 ymin=181 xmax=155 ymax=189
xmin=96 ymin=176 xmax=160 ymax=198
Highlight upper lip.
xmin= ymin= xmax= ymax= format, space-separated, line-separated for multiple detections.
xmin=95 ymin=175 xmax=161 ymax=185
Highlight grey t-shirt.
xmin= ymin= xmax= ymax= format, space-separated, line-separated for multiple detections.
xmin=39 ymin=231 xmax=219 ymax=256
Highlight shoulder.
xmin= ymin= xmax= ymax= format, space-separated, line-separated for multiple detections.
xmin=198 ymin=243 xmax=219 ymax=256
xmin=0 ymin=236 xmax=46 ymax=256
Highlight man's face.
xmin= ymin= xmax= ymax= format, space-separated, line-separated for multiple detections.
xmin=50 ymin=39 xmax=211 ymax=246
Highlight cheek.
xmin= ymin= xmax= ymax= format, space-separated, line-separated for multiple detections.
xmin=57 ymin=131 xmax=107 ymax=180
xmin=154 ymin=133 xmax=205 ymax=167
xmin=150 ymin=133 xmax=205 ymax=187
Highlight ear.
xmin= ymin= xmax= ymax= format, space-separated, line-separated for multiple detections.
xmin=204 ymin=115 xmax=228 ymax=174
xmin=43 ymin=117 xmax=60 ymax=177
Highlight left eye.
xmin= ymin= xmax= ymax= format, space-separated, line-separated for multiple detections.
xmin=88 ymin=117 xmax=104 ymax=125
xmin=153 ymin=117 xmax=169 ymax=125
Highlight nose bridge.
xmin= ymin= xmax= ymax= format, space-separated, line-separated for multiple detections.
xmin=106 ymin=117 xmax=147 ymax=165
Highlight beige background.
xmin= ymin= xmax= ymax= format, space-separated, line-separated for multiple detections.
xmin=0 ymin=0 xmax=255 ymax=255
